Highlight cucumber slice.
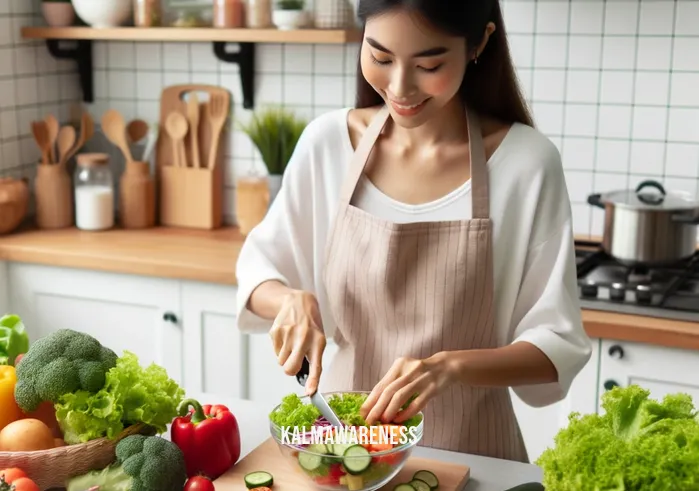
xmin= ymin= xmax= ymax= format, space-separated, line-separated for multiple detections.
xmin=409 ymin=480 xmax=431 ymax=491
xmin=298 ymin=450 xmax=324 ymax=472
xmin=342 ymin=444 xmax=372 ymax=475
xmin=244 ymin=471 xmax=273 ymax=489
xmin=307 ymin=443 xmax=329 ymax=454
xmin=393 ymin=485 xmax=416 ymax=491
xmin=412 ymin=470 xmax=439 ymax=489
xmin=331 ymin=443 xmax=353 ymax=456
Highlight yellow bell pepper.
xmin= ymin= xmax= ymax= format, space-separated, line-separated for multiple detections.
xmin=0 ymin=365 xmax=22 ymax=431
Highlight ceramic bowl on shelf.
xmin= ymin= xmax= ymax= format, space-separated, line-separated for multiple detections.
xmin=268 ymin=391 xmax=425 ymax=491
xmin=71 ymin=0 xmax=133 ymax=28
xmin=41 ymin=1 xmax=76 ymax=27
xmin=271 ymin=9 xmax=308 ymax=30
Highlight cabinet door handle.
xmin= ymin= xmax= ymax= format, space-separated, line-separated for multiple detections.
xmin=608 ymin=344 xmax=624 ymax=359
xmin=604 ymin=379 xmax=620 ymax=391
xmin=163 ymin=312 xmax=178 ymax=323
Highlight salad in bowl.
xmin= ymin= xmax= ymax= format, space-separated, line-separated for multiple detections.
xmin=268 ymin=391 xmax=426 ymax=491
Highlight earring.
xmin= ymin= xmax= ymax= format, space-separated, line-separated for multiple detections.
xmin=473 ymin=53 xmax=479 ymax=65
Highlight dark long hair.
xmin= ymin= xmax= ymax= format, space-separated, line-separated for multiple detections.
xmin=355 ymin=0 xmax=535 ymax=127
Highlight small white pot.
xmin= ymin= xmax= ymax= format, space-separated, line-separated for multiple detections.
xmin=272 ymin=9 xmax=305 ymax=30
xmin=72 ymin=0 xmax=133 ymax=28
xmin=41 ymin=2 xmax=76 ymax=27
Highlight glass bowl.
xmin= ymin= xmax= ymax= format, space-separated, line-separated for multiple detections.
xmin=269 ymin=391 xmax=424 ymax=491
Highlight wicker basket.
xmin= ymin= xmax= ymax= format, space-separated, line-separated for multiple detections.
xmin=0 ymin=424 xmax=149 ymax=490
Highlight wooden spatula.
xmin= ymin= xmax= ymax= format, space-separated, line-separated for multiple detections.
xmin=44 ymin=114 xmax=59 ymax=163
xmin=206 ymin=93 xmax=228 ymax=170
xmin=31 ymin=120 xmax=51 ymax=165
xmin=56 ymin=125 xmax=76 ymax=167
xmin=101 ymin=109 xmax=133 ymax=164
xmin=187 ymin=93 xmax=201 ymax=168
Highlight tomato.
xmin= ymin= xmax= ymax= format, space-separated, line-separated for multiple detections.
xmin=13 ymin=354 xmax=23 ymax=366
xmin=184 ymin=475 xmax=216 ymax=491
xmin=0 ymin=468 xmax=28 ymax=482
xmin=9 ymin=477 xmax=40 ymax=491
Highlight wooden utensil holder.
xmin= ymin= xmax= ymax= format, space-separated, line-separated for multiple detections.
xmin=119 ymin=160 xmax=156 ymax=229
xmin=156 ymin=84 xmax=229 ymax=229
xmin=34 ymin=163 xmax=74 ymax=229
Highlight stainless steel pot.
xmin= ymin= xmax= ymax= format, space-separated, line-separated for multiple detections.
xmin=587 ymin=180 xmax=699 ymax=265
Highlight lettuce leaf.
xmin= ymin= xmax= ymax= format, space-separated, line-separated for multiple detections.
xmin=536 ymin=385 xmax=699 ymax=491
xmin=269 ymin=392 xmax=423 ymax=430
xmin=55 ymin=350 xmax=184 ymax=444
xmin=0 ymin=314 xmax=29 ymax=366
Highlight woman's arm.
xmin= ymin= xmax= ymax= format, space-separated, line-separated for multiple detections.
xmin=438 ymin=341 xmax=558 ymax=388
xmin=246 ymin=280 xmax=296 ymax=321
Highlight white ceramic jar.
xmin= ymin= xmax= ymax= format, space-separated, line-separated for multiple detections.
xmin=74 ymin=153 xmax=115 ymax=231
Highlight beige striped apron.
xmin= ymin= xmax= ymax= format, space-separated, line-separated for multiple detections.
xmin=322 ymin=104 xmax=528 ymax=462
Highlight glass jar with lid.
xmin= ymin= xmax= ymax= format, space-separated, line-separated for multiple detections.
xmin=74 ymin=153 xmax=115 ymax=231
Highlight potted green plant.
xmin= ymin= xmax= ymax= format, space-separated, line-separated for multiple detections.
xmin=272 ymin=0 xmax=307 ymax=30
xmin=237 ymin=106 xmax=307 ymax=203
xmin=41 ymin=0 xmax=75 ymax=27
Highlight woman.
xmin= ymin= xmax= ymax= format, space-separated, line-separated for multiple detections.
xmin=235 ymin=0 xmax=592 ymax=463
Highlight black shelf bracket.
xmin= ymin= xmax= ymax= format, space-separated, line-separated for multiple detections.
xmin=46 ymin=39 xmax=94 ymax=103
xmin=213 ymin=41 xmax=255 ymax=110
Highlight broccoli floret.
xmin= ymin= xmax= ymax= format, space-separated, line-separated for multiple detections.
xmin=14 ymin=328 xmax=118 ymax=412
xmin=65 ymin=434 xmax=187 ymax=491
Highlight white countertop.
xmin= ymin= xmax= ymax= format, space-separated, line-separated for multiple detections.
xmin=188 ymin=393 xmax=543 ymax=491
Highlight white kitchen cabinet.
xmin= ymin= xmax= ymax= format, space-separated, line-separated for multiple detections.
xmin=179 ymin=280 xmax=246 ymax=399
xmin=598 ymin=339 xmax=699 ymax=410
xmin=7 ymin=262 xmax=184 ymax=386
xmin=0 ymin=261 xmax=8 ymax=315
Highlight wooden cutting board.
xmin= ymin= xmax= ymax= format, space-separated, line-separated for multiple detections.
xmin=214 ymin=438 xmax=470 ymax=490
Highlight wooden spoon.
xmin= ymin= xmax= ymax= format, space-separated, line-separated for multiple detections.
xmin=44 ymin=114 xmax=59 ymax=164
xmin=165 ymin=112 xmax=189 ymax=168
xmin=56 ymin=126 xmax=76 ymax=167
xmin=127 ymin=119 xmax=149 ymax=161
xmin=186 ymin=93 xmax=201 ymax=169
xmin=127 ymin=119 xmax=149 ymax=144
xmin=101 ymin=109 xmax=133 ymax=164
xmin=31 ymin=121 xmax=51 ymax=166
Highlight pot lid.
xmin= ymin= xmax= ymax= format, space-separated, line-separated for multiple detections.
xmin=600 ymin=180 xmax=699 ymax=211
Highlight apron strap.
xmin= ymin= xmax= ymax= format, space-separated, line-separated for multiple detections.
xmin=466 ymin=107 xmax=489 ymax=219
xmin=338 ymin=105 xmax=391 ymax=207
xmin=338 ymin=104 xmax=490 ymax=219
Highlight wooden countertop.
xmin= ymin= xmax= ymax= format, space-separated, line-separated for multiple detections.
xmin=0 ymin=226 xmax=697 ymax=350
xmin=0 ymin=225 xmax=244 ymax=285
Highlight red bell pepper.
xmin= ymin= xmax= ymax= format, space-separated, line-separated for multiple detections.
xmin=171 ymin=398 xmax=241 ymax=480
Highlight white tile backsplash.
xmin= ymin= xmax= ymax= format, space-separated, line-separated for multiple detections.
xmin=0 ymin=2 xmax=72 ymax=177
xmin=1 ymin=0 xmax=698 ymax=239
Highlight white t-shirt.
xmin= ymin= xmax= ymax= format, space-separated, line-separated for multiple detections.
xmin=235 ymin=107 xmax=593 ymax=408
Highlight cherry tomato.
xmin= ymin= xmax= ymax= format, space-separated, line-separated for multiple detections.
xmin=184 ymin=475 xmax=216 ymax=491
xmin=0 ymin=468 xmax=28 ymax=482
xmin=10 ymin=477 xmax=40 ymax=491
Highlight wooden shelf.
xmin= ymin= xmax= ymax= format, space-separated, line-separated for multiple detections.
xmin=21 ymin=26 xmax=363 ymax=44
xmin=21 ymin=25 xmax=362 ymax=109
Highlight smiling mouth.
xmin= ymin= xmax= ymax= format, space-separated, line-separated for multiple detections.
xmin=390 ymin=100 xmax=427 ymax=110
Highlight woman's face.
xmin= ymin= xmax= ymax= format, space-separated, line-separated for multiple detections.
xmin=360 ymin=8 xmax=469 ymax=128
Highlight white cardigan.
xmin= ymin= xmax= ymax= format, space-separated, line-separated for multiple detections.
xmin=235 ymin=107 xmax=593 ymax=409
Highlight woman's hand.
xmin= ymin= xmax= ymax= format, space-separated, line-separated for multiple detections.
xmin=359 ymin=352 xmax=456 ymax=425
xmin=269 ymin=290 xmax=327 ymax=396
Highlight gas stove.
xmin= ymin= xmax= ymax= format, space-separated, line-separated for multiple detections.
xmin=575 ymin=240 xmax=699 ymax=323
